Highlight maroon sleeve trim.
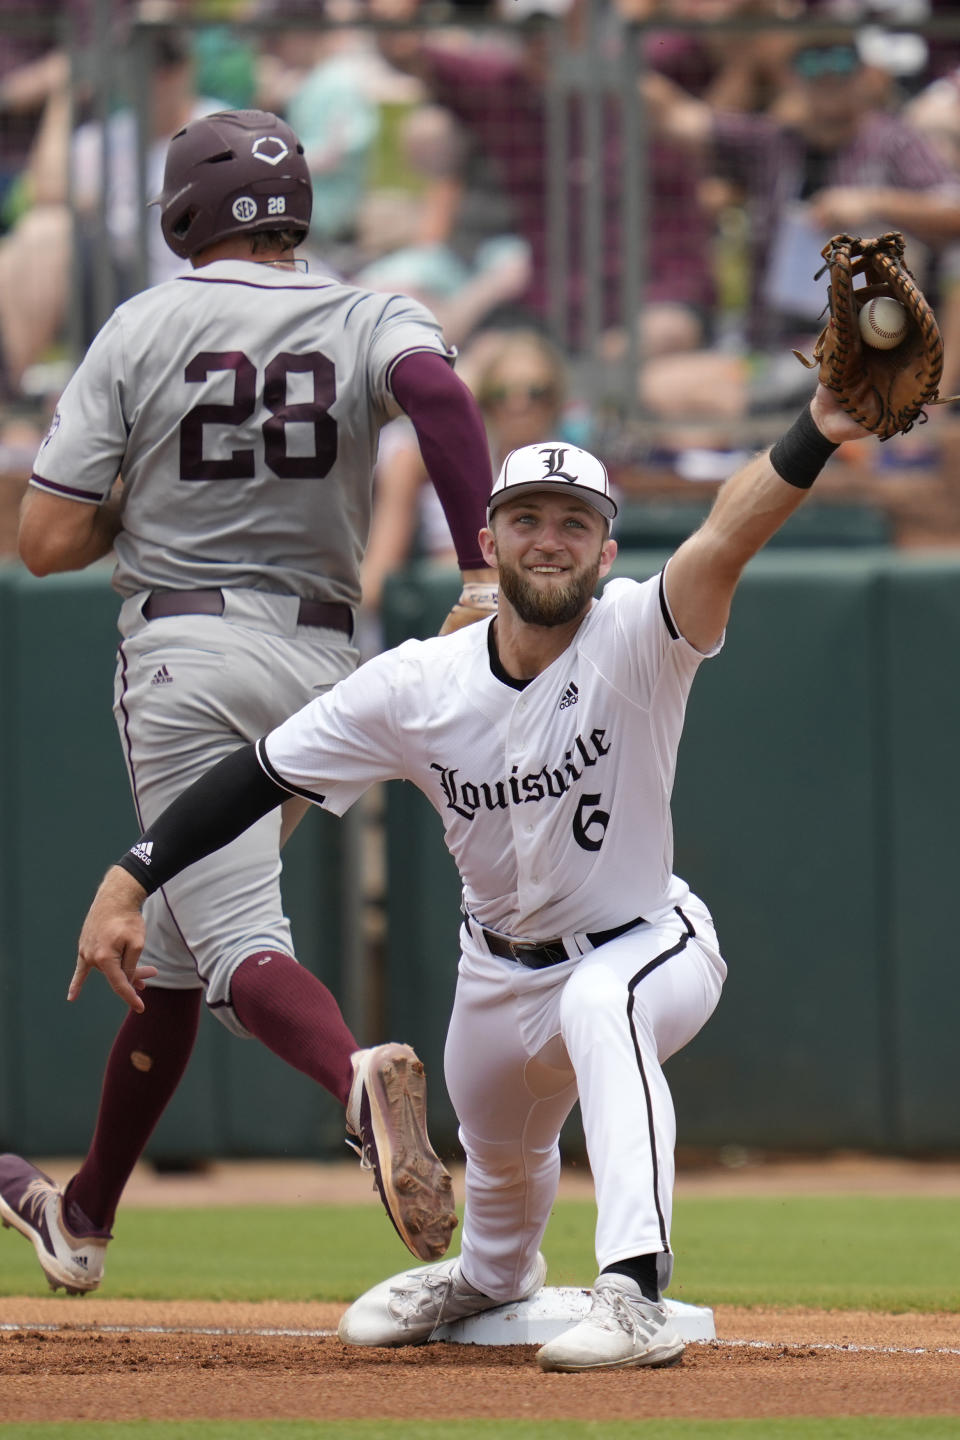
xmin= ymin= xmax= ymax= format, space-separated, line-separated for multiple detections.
xmin=30 ymin=473 xmax=106 ymax=504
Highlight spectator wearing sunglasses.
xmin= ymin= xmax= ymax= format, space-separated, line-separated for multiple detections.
xmin=640 ymin=29 xmax=960 ymax=427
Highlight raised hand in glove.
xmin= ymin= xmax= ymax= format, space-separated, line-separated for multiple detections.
xmin=796 ymin=231 xmax=952 ymax=440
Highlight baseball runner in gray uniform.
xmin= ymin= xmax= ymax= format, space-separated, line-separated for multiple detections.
xmin=51 ymin=383 xmax=876 ymax=1369
xmin=0 ymin=109 xmax=498 ymax=1294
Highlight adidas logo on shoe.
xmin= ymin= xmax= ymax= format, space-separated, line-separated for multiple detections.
xmin=0 ymin=1154 xmax=110 ymax=1294
xmin=559 ymin=682 xmax=579 ymax=710
xmin=151 ymin=664 xmax=173 ymax=685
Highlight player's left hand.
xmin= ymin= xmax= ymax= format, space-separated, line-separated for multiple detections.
xmin=439 ymin=579 xmax=499 ymax=635
xmin=809 ymin=383 xmax=877 ymax=445
xmin=70 ymin=866 xmax=157 ymax=1013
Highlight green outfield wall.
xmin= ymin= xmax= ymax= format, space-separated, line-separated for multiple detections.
xmin=1 ymin=546 xmax=958 ymax=1160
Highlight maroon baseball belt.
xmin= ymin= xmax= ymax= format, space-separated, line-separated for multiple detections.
xmin=141 ymin=589 xmax=353 ymax=635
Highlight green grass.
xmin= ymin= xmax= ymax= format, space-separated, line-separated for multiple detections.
xmin=2 ymin=1421 xmax=960 ymax=1439
xmin=2 ymin=1195 xmax=959 ymax=1310
xmin=671 ymin=1195 xmax=960 ymax=1310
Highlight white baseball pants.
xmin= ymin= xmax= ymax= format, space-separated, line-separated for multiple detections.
xmin=444 ymin=893 xmax=726 ymax=1300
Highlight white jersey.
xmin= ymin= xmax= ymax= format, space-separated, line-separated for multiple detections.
xmin=261 ymin=572 xmax=721 ymax=939
xmin=30 ymin=259 xmax=451 ymax=604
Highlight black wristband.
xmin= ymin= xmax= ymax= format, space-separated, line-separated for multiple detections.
xmin=769 ymin=404 xmax=839 ymax=490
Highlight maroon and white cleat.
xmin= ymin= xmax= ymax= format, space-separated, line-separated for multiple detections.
xmin=345 ymin=1043 xmax=457 ymax=1262
xmin=0 ymin=1154 xmax=110 ymax=1294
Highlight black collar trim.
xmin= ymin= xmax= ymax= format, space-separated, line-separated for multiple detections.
xmin=487 ymin=622 xmax=531 ymax=691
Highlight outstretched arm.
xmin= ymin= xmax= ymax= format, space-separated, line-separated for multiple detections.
xmin=664 ymin=387 xmax=873 ymax=653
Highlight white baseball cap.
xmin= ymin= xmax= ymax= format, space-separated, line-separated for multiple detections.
xmin=487 ymin=442 xmax=618 ymax=521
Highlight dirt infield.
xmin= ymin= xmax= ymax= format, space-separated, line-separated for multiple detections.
xmin=3 ymin=1299 xmax=960 ymax=1423
xmin=3 ymin=1156 xmax=960 ymax=1423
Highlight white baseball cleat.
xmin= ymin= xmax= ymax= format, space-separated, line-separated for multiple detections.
xmin=536 ymin=1274 xmax=685 ymax=1371
xmin=345 ymin=1042 xmax=458 ymax=1263
xmin=0 ymin=1154 xmax=110 ymax=1295
xmin=339 ymin=1251 xmax=548 ymax=1347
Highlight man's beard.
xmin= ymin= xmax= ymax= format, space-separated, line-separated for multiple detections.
xmin=496 ymin=553 xmax=601 ymax=628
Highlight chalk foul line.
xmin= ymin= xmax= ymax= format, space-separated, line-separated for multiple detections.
xmin=1 ymin=1323 xmax=959 ymax=1355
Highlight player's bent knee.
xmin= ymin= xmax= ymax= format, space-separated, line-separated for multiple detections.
xmin=458 ymin=1126 xmax=560 ymax=1185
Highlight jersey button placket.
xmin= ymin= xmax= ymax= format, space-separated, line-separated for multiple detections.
xmin=507 ymin=701 xmax=538 ymax=909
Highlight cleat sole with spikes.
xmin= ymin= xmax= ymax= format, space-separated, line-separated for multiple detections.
xmin=353 ymin=1045 xmax=458 ymax=1262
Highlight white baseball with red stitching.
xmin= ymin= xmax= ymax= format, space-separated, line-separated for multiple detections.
xmin=858 ymin=296 xmax=908 ymax=350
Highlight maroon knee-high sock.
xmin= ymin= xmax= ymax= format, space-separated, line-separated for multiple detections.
xmin=230 ymin=951 xmax=357 ymax=1107
xmin=65 ymin=988 xmax=202 ymax=1233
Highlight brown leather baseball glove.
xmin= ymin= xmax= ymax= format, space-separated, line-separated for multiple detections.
xmin=795 ymin=231 xmax=947 ymax=440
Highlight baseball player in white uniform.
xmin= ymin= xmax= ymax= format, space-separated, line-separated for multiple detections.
xmin=59 ymin=382 xmax=875 ymax=1368
xmin=1 ymin=109 xmax=498 ymax=1294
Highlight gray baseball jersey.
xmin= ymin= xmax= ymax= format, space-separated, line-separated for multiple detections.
xmin=30 ymin=259 xmax=452 ymax=604
xmin=28 ymin=258 xmax=453 ymax=1035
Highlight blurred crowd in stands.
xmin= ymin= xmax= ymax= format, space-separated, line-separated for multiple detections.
xmin=3 ymin=0 xmax=960 ymax=571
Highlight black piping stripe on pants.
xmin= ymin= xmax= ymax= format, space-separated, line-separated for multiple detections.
xmin=625 ymin=905 xmax=696 ymax=1255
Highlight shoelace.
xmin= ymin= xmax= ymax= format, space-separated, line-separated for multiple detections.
xmin=344 ymin=1131 xmax=374 ymax=1173
xmin=344 ymin=1131 xmax=382 ymax=1215
xmin=389 ymin=1270 xmax=453 ymax=1323
xmin=592 ymin=1287 xmax=661 ymax=1340
xmin=388 ymin=1268 xmax=477 ymax=1340
xmin=20 ymin=1178 xmax=54 ymax=1227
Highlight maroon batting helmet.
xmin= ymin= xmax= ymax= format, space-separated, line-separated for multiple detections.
xmin=153 ymin=109 xmax=312 ymax=260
